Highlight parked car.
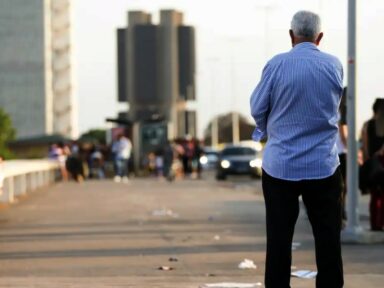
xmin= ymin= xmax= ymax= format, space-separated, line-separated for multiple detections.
xmin=199 ymin=147 xmax=219 ymax=170
xmin=216 ymin=145 xmax=262 ymax=180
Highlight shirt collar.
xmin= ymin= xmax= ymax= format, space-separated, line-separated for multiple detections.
xmin=292 ymin=42 xmax=319 ymax=51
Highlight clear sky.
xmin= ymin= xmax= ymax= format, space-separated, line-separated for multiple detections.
xmin=73 ymin=0 xmax=384 ymax=138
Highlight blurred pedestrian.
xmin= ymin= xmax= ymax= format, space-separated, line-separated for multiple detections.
xmin=111 ymin=133 xmax=132 ymax=183
xmin=174 ymin=140 xmax=185 ymax=178
xmin=146 ymin=152 xmax=156 ymax=176
xmin=49 ymin=142 xmax=70 ymax=181
xmin=191 ymin=138 xmax=203 ymax=179
xmin=155 ymin=148 xmax=164 ymax=178
xmin=89 ymin=145 xmax=105 ymax=179
xmin=66 ymin=141 xmax=84 ymax=182
xmin=182 ymin=136 xmax=195 ymax=177
xmin=181 ymin=139 xmax=190 ymax=176
xmin=163 ymin=140 xmax=175 ymax=181
xmin=360 ymin=98 xmax=384 ymax=231
xmin=173 ymin=141 xmax=185 ymax=179
xmin=250 ymin=11 xmax=344 ymax=288
xmin=337 ymin=88 xmax=348 ymax=225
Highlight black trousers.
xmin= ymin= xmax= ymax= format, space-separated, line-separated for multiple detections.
xmin=338 ymin=153 xmax=347 ymax=221
xmin=262 ymin=168 xmax=344 ymax=288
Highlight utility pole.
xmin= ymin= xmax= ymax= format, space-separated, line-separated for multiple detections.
xmin=229 ymin=39 xmax=240 ymax=144
xmin=342 ymin=0 xmax=364 ymax=242
xmin=209 ymin=58 xmax=219 ymax=147
xmin=232 ymin=112 xmax=240 ymax=144
xmin=212 ymin=118 xmax=219 ymax=147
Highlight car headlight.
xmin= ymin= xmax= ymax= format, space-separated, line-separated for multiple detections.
xmin=250 ymin=158 xmax=262 ymax=168
xmin=220 ymin=160 xmax=231 ymax=169
xmin=200 ymin=155 xmax=208 ymax=165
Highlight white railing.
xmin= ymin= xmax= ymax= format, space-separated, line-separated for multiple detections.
xmin=0 ymin=160 xmax=60 ymax=203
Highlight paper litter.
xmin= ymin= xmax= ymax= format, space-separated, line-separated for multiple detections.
xmin=213 ymin=235 xmax=221 ymax=241
xmin=291 ymin=270 xmax=317 ymax=279
xmin=151 ymin=208 xmax=179 ymax=218
xmin=158 ymin=266 xmax=174 ymax=271
xmin=238 ymin=259 xmax=257 ymax=269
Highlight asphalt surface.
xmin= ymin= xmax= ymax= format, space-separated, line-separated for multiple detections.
xmin=0 ymin=173 xmax=383 ymax=287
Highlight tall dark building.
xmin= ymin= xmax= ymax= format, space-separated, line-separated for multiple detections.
xmin=117 ymin=10 xmax=196 ymax=138
xmin=117 ymin=28 xmax=127 ymax=103
xmin=178 ymin=26 xmax=196 ymax=101
xmin=116 ymin=10 xmax=196 ymax=172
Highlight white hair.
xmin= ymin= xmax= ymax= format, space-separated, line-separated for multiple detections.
xmin=291 ymin=11 xmax=321 ymax=40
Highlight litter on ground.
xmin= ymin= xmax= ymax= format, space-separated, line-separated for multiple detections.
xmin=291 ymin=270 xmax=317 ymax=279
xmin=238 ymin=259 xmax=257 ymax=269
xmin=158 ymin=266 xmax=174 ymax=271
xmin=151 ymin=208 xmax=179 ymax=218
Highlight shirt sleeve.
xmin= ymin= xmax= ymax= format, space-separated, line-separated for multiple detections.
xmin=250 ymin=63 xmax=274 ymax=141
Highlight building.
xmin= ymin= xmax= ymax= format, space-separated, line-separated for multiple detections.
xmin=117 ymin=9 xmax=196 ymax=139
xmin=115 ymin=9 xmax=196 ymax=172
xmin=0 ymin=0 xmax=77 ymax=139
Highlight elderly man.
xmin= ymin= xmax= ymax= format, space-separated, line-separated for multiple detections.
xmin=250 ymin=11 xmax=344 ymax=288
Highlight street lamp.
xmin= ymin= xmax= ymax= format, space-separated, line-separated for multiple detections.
xmin=228 ymin=38 xmax=241 ymax=144
xmin=208 ymin=58 xmax=219 ymax=147
xmin=341 ymin=0 xmax=365 ymax=243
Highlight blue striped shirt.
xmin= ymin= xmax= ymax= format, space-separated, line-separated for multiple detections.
xmin=250 ymin=42 xmax=343 ymax=181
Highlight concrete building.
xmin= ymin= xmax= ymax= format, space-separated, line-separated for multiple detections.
xmin=116 ymin=9 xmax=196 ymax=172
xmin=0 ymin=0 xmax=77 ymax=139
xmin=117 ymin=9 xmax=196 ymax=139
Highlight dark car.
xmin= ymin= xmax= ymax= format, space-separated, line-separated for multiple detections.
xmin=199 ymin=147 xmax=219 ymax=170
xmin=216 ymin=145 xmax=262 ymax=180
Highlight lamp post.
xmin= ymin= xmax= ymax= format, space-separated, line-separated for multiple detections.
xmin=208 ymin=58 xmax=219 ymax=147
xmin=229 ymin=38 xmax=240 ymax=144
xmin=342 ymin=0 xmax=364 ymax=243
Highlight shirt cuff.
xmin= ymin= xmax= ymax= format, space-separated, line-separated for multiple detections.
xmin=252 ymin=128 xmax=266 ymax=141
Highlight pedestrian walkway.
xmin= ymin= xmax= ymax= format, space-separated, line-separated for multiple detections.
xmin=0 ymin=178 xmax=383 ymax=287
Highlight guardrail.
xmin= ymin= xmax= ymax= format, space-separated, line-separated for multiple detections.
xmin=0 ymin=160 xmax=60 ymax=203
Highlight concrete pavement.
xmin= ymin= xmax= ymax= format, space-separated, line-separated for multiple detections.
xmin=0 ymin=175 xmax=383 ymax=287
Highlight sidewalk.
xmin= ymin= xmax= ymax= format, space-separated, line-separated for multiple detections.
xmin=0 ymin=177 xmax=382 ymax=287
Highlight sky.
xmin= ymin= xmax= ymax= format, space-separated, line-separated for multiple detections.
xmin=73 ymin=0 xmax=384 ymax=138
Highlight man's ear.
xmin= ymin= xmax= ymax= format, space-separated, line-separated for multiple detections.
xmin=289 ymin=29 xmax=295 ymax=47
xmin=315 ymin=32 xmax=324 ymax=46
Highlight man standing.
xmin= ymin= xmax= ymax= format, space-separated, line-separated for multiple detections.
xmin=250 ymin=11 xmax=344 ymax=288
xmin=112 ymin=133 xmax=132 ymax=183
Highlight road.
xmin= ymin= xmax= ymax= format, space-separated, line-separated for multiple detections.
xmin=0 ymin=174 xmax=383 ymax=287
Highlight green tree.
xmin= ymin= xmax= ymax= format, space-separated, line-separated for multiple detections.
xmin=79 ymin=129 xmax=106 ymax=145
xmin=0 ymin=108 xmax=16 ymax=159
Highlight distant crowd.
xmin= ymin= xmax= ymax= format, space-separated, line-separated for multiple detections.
xmin=47 ymin=134 xmax=205 ymax=183
xmin=143 ymin=137 xmax=204 ymax=181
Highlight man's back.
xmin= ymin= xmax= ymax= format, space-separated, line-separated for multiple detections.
xmin=254 ymin=11 xmax=345 ymax=288
xmin=250 ymin=42 xmax=343 ymax=180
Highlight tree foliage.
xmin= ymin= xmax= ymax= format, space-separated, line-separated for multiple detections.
xmin=79 ymin=129 xmax=106 ymax=145
xmin=0 ymin=108 xmax=16 ymax=159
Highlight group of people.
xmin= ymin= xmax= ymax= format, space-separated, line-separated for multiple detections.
xmin=47 ymin=133 xmax=206 ymax=184
xmin=47 ymin=135 xmax=133 ymax=183
xmin=359 ymin=98 xmax=384 ymax=231
xmin=336 ymin=94 xmax=384 ymax=232
xmin=48 ymin=141 xmax=106 ymax=182
xmin=144 ymin=137 xmax=204 ymax=181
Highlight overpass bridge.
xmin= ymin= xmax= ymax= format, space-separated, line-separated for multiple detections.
xmin=0 ymin=161 xmax=383 ymax=287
